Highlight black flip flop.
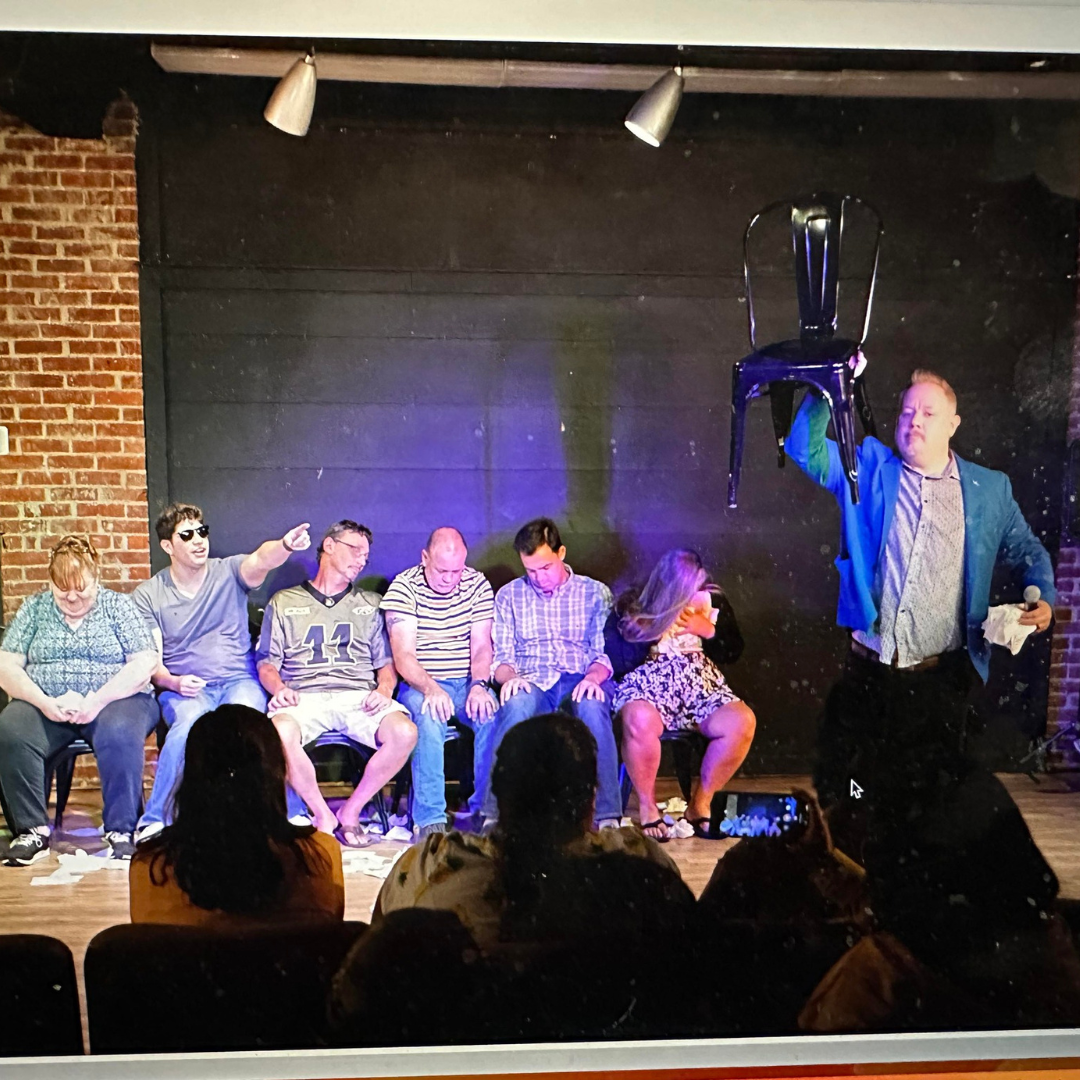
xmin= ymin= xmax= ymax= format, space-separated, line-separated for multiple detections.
xmin=639 ymin=818 xmax=672 ymax=843
xmin=685 ymin=816 xmax=712 ymax=839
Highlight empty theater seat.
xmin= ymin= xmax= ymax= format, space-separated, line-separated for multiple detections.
xmin=85 ymin=920 xmax=366 ymax=1053
xmin=0 ymin=934 xmax=83 ymax=1056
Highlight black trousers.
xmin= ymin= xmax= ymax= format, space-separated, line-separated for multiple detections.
xmin=814 ymin=649 xmax=976 ymax=858
xmin=0 ymin=695 xmax=159 ymax=834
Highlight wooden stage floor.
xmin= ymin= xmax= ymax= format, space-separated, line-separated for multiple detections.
xmin=1 ymin=773 xmax=1077 ymax=1051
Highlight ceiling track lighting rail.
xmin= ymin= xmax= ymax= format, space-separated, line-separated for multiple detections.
xmin=153 ymin=43 xmax=1080 ymax=101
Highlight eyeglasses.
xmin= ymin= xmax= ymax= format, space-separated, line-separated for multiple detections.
xmin=176 ymin=525 xmax=210 ymax=542
xmin=332 ymin=537 xmax=368 ymax=556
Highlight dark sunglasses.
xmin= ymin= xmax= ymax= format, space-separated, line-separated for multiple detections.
xmin=176 ymin=525 xmax=210 ymax=542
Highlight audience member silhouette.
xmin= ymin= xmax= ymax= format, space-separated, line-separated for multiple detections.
xmin=801 ymin=765 xmax=1080 ymax=1032
xmin=374 ymin=714 xmax=697 ymax=1040
xmin=328 ymin=909 xmax=496 ymax=1047
xmin=130 ymin=705 xmax=343 ymax=925
xmin=694 ymin=792 xmax=868 ymax=1035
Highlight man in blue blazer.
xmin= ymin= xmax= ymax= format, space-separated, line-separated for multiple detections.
xmin=786 ymin=369 xmax=1055 ymax=818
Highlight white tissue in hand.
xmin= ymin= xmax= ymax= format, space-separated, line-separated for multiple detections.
xmin=982 ymin=604 xmax=1036 ymax=655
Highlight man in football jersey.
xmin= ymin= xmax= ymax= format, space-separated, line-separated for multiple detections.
xmin=381 ymin=527 xmax=497 ymax=838
xmin=257 ymin=520 xmax=417 ymax=844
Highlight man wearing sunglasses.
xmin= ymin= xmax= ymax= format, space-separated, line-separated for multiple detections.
xmin=133 ymin=502 xmax=311 ymax=838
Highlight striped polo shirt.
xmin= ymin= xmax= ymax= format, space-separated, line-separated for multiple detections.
xmin=380 ymin=564 xmax=495 ymax=680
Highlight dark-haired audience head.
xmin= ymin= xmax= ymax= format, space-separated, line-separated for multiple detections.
xmin=174 ymin=704 xmax=288 ymax=825
xmin=620 ymin=548 xmax=710 ymax=644
xmin=329 ymin=909 xmax=491 ymax=1047
xmin=490 ymin=715 xmax=598 ymax=942
xmin=146 ymin=704 xmax=322 ymax=914
xmin=492 ymin=714 xmax=596 ymax=844
xmin=698 ymin=791 xmax=867 ymax=928
xmin=422 ymin=527 xmax=468 ymax=596
xmin=513 ymin=518 xmax=568 ymax=596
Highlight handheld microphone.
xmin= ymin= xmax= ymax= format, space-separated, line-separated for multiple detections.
xmin=1023 ymin=585 xmax=1041 ymax=612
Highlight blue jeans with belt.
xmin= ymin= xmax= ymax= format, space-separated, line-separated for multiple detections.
xmin=396 ymin=676 xmax=496 ymax=830
xmin=479 ymin=673 xmax=621 ymax=824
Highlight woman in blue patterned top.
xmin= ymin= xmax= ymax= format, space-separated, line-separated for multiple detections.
xmin=0 ymin=536 xmax=159 ymax=866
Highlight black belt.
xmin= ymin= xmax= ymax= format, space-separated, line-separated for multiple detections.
xmin=850 ymin=639 xmax=954 ymax=673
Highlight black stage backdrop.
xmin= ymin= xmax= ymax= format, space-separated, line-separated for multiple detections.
xmin=136 ymin=74 xmax=1079 ymax=772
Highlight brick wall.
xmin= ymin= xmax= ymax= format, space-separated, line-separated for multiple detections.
xmin=0 ymin=100 xmax=148 ymax=617
xmin=0 ymin=100 xmax=154 ymax=789
xmin=1049 ymin=285 xmax=1080 ymax=769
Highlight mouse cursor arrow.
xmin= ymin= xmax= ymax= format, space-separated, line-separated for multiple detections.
xmin=850 ymin=779 xmax=863 ymax=799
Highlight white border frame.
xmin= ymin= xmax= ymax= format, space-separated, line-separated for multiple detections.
xmin=2 ymin=5 xmax=1080 ymax=1077
xmin=6 ymin=0 xmax=1080 ymax=55
xmin=2 ymin=1030 xmax=1080 ymax=1076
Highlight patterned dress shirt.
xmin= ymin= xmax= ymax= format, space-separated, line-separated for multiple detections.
xmin=492 ymin=566 xmax=613 ymax=691
xmin=854 ymin=453 xmax=965 ymax=667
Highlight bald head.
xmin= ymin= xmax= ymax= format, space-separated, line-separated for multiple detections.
xmin=425 ymin=527 xmax=466 ymax=556
xmin=421 ymin=527 xmax=468 ymax=595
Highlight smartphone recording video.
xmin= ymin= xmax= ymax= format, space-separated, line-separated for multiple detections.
xmin=709 ymin=792 xmax=809 ymax=839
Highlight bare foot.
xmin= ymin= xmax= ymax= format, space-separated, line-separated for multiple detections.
xmin=313 ymin=812 xmax=338 ymax=834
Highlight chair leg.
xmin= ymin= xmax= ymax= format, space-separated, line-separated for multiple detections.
xmin=375 ymin=780 xmax=392 ymax=834
xmin=618 ymin=763 xmax=632 ymax=816
xmin=728 ymin=365 xmax=751 ymax=509
xmin=769 ymin=382 xmax=796 ymax=467
xmin=854 ymin=373 xmax=877 ymax=439
xmin=828 ymin=376 xmax=861 ymax=504
xmin=53 ymin=753 xmax=76 ymax=832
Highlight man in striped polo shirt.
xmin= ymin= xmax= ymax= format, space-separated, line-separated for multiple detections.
xmin=381 ymin=528 xmax=497 ymax=838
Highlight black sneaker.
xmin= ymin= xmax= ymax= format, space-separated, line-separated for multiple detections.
xmin=4 ymin=831 xmax=49 ymax=867
xmin=104 ymin=832 xmax=136 ymax=860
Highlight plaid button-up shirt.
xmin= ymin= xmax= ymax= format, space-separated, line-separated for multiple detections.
xmin=854 ymin=453 xmax=965 ymax=667
xmin=492 ymin=566 xmax=613 ymax=691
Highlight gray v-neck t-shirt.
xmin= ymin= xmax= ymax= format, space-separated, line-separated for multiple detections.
xmin=132 ymin=554 xmax=256 ymax=683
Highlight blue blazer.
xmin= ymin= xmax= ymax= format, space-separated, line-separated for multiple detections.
xmin=785 ymin=392 xmax=1056 ymax=682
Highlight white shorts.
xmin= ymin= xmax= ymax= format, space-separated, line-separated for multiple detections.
xmin=268 ymin=690 xmax=409 ymax=750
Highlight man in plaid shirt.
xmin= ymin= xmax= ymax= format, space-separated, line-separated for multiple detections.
xmin=483 ymin=518 xmax=621 ymax=828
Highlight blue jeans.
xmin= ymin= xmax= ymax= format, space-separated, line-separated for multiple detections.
xmin=481 ymin=673 xmax=621 ymax=824
xmin=396 ymin=676 xmax=496 ymax=830
xmin=138 ymin=674 xmax=268 ymax=830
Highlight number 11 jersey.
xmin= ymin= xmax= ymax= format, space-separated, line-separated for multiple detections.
xmin=257 ymin=582 xmax=393 ymax=693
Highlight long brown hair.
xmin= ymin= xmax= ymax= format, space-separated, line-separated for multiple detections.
xmin=619 ymin=548 xmax=717 ymax=644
